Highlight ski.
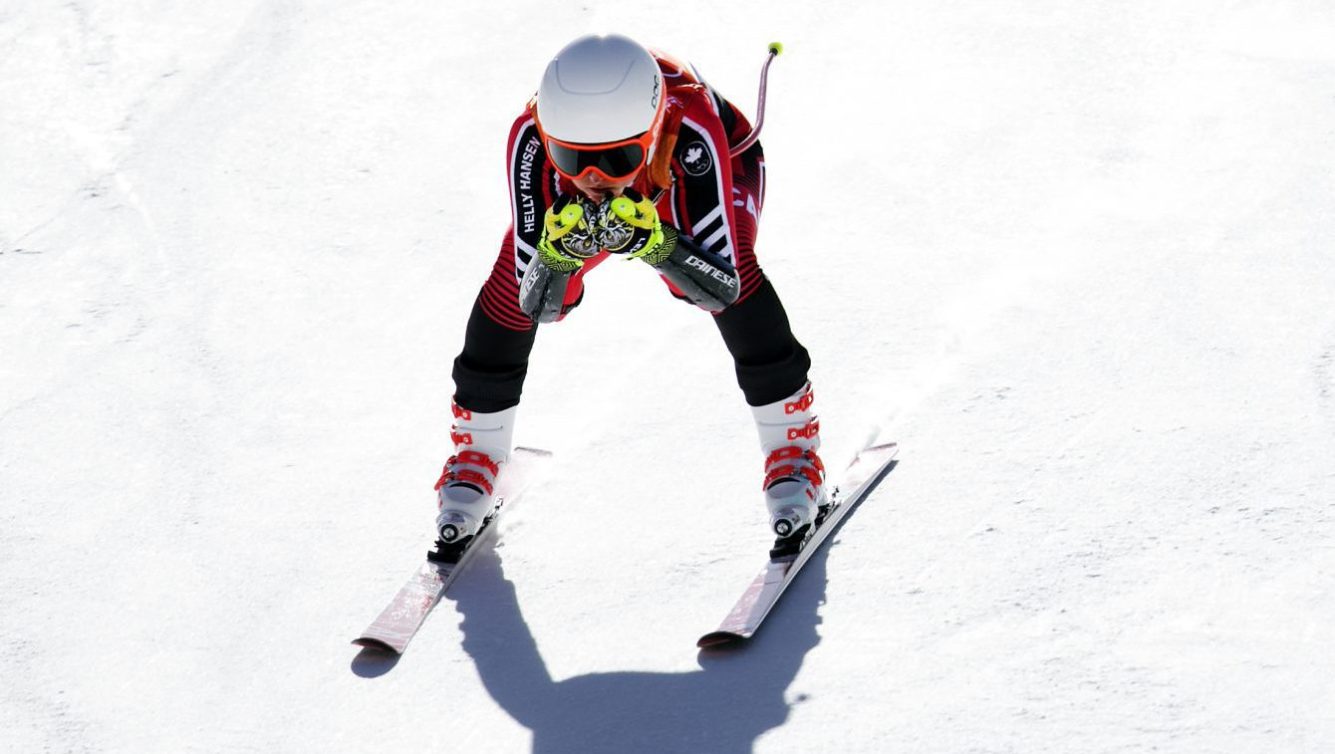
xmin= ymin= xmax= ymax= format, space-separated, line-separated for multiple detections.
xmin=353 ymin=446 xmax=552 ymax=654
xmin=697 ymin=441 xmax=899 ymax=648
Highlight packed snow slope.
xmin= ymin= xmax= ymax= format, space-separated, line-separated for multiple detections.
xmin=3 ymin=1 xmax=1335 ymax=752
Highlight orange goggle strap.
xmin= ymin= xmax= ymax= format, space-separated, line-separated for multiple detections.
xmin=647 ymin=98 xmax=690 ymax=190
xmin=645 ymin=85 xmax=704 ymax=191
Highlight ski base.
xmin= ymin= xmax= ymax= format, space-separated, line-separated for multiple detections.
xmin=352 ymin=447 xmax=552 ymax=654
xmin=698 ymin=441 xmax=899 ymax=648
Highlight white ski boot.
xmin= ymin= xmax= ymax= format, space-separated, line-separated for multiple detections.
xmin=434 ymin=402 xmax=517 ymax=544
xmin=751 ymin=382 xmax=828 ymax=554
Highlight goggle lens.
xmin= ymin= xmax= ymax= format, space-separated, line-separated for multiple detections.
xmin=547 ymin=138 xmax=647 ymax=180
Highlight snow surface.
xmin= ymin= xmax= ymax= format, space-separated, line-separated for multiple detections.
xmin=3 ymin=1 xmax=1335 ymax=752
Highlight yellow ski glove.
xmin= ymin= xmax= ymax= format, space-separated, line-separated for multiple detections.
xmin=536 ymin=195 xmax=601 ymax=273
xmin=594 ymin=189 xmax=677 ymax=265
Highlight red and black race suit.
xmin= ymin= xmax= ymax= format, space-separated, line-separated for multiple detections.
xmin=453 ymin=53 xmax=809 ymax=412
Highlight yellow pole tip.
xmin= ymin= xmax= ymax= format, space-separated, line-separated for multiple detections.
xmin=768 ymin=42 xmax=784 ymax=55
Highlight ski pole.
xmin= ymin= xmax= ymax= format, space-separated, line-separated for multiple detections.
xmin=729 ymin=42 xmax=783 ymax=158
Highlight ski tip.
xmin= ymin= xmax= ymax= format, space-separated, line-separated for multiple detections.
xmin=513 ymin=446 xmax=554 ymax=458
xmin=352 ymin=637 xmax=403 ymax=655
xmin=697 ymin=631 xmax=747 ymax=650
xmin=860 ymin=440 xmax=898 ymax=459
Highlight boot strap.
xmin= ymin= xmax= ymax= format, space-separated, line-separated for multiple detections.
xmin=763 ymin=446 xmax=825 ymax=489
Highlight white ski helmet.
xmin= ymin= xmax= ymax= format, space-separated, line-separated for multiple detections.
xmin=536 ymin=34 xmax=666 ymax=178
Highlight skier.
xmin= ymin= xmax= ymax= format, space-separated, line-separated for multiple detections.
xmin=435 ymin=34 xmax=825 ymax=555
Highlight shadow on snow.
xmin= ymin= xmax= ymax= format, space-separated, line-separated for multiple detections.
xmin=445 ymin=540 xmax=832 ymax=754
xmin=349 ymin=544 xmax=834 ymax=752
xmin=352 ymin=460 xmax=897 ymax=752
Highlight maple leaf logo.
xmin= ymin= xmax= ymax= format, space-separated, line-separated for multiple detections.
xmin=680 ymin=141 xmax=713 ymax=176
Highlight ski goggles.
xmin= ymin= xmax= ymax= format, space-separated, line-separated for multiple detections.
xmin=544 ymin=131 xmax=655 ymax=181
